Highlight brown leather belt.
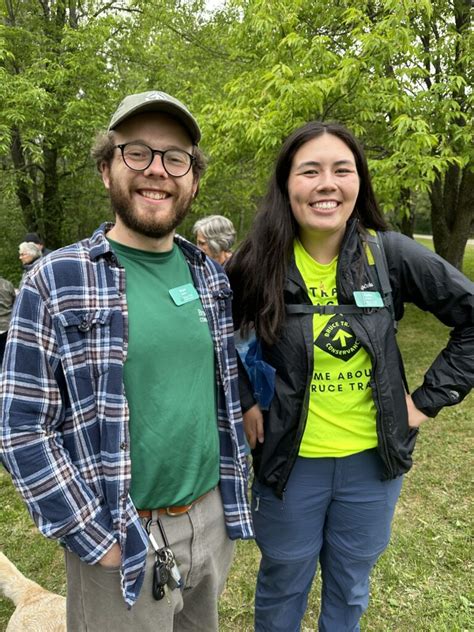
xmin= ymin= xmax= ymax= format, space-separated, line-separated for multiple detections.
xmin=137 ymin=489 xmax=212 ymax=518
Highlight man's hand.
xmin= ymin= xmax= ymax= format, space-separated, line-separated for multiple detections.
xmin=243 ymin=404 xmax=264 ymax=449
xmin=406 ymin=393 xmax=429 ymax=428
xmin=98 ymin=542 xmax=121 ymax=568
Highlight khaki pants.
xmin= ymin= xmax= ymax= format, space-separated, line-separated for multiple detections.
xmin=66 ymin=487 xmax=235 ymax=631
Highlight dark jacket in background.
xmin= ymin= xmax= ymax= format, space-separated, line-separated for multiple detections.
xmin=0 ymin=277 xmax=16 ymax=333
xmin=0 ymin=276 xmax=16 ymax=365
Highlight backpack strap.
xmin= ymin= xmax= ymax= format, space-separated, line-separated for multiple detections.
xmin=286 ymin=304 xmax=369 ymax=315
xmin=365 ymin=230 xmax=396 ymax=326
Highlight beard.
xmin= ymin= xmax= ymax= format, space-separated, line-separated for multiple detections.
xmin=108 ymin=175 xmax=194 ymax=240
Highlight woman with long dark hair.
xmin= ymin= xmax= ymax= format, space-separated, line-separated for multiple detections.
xmin=227 ymin=121 xmax=473 ymax=631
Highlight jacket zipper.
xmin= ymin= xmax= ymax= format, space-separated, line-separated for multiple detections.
xmin=339 ymin=225 xmax=396 ymax=479
xmin=353 ymin=315 xmax=395 ymax=478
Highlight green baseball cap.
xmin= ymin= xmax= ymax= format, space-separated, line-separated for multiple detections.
xmin=108 ymin=90 xmax=201 ymax=144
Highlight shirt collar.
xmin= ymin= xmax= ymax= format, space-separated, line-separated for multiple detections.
xmin=89 ymin=223 xmax=207 ymax=266
xmin=89 ymin=222 xmax=115 ymax=261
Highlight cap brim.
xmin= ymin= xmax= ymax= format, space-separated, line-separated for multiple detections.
xmin=108 ymin=101 xmax=201 ymax=144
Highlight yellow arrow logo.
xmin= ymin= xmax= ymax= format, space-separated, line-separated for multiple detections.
xmin=332 ymin=330 xmax=353 ymax=348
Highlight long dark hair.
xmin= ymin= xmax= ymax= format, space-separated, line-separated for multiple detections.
xmin=227 ymin=121 xmax=388 ymax=345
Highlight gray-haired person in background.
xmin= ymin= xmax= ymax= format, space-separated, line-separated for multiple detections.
xmin=193 ymin=215 xmax=236 ymax=265
xmin=18 ymin=241 xmax=42 ymax=284
xmin=23 ymin=232 xmax=52 ymax=256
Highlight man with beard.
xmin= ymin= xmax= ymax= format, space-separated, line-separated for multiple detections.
xmin=1 ymin=91 xmax=253 ymax=632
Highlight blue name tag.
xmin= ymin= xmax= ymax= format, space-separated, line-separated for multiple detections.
xmin=169 ymin=283 xmax=199 ymax=306
xmin=353 ymin=291 xmax=384 ymax=308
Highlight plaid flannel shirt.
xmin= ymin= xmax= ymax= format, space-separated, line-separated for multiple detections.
xmin=1 ymin=223 xmax=253 ymax=607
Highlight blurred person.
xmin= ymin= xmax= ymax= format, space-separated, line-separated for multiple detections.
xmin=227 ymin=120 xmax=474 ymax=632
xmin=193 ymin=215 xmax=236 ymax=265
xmin=2 ymin=90 xmax=253 ymax=632
xmin=23 ymin=231 xmax=52 ymax=255
xmin=0 ymin=275 xmax=16 ymax=366
xmin=18 ymin=241 xmax=42 ymax=283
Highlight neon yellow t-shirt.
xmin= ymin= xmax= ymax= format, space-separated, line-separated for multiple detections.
xmin=294 ymin=239 xmax=377 ymax=457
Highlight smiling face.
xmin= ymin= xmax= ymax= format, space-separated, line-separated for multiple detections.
xmin=287 ymin=132 xmax=360 ymax=258
xmin=101 ymin=112 xmax=198 ymax=250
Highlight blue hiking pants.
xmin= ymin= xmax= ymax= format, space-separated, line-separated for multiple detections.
xmin=252 ymin=450 xmax=403 ymax=632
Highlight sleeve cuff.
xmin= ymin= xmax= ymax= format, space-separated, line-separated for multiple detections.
xmin=411 ymin=388 xmax=442 ymax=418
xmin=62 ymin=505 xmax=116 ymax=564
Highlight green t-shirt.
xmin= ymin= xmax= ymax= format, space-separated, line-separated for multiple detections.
xmin=294 ymin=239 xmax=378 ymax=457
xmin=109 ymin=239 xmax=219 ymax=508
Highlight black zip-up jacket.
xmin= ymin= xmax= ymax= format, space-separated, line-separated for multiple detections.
xmin=232 ymin=221 xmax=474 ymax=497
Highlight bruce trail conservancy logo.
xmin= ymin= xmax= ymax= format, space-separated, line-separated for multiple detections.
xmin=314 ymin=315 xmax=361 ymax=362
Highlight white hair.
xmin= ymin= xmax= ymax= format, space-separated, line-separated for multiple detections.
xmin=192 ymin=215 xmax=236 ymax=256
xmin=19 ymin=241 xmax=42 ymax=258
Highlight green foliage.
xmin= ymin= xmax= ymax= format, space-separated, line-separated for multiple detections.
xmin=0 ymin=1 xmax=134 ymax=250
xmin=204 ymin=0 xmax=472 ymax=264
xmin=0 ymin=0 xmax=472 ymax=273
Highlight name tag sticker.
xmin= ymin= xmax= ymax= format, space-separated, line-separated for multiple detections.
xmin=353 ymin=291 xmax=384 ymax=308
xmin=169 ymin=283 xmax=199 ymax=306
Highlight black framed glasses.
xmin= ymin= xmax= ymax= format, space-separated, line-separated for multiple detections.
xmin=115 ymin=142 xmax=195 ymax=177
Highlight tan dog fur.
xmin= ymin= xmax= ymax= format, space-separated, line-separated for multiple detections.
xmin=0 ymin=551 xmax=66 ymax=632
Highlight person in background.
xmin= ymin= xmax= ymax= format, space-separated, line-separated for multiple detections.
xmin=23 ymin=231 xmax=52 ymax=256
xmin=2 ymin=90 xmax=253 ymax=632
xmin=18 ymin=241 xmax=42 ymax=283
xmin=0 ymin=275 xmax=16 ymax=367
xmin=193 ymin=214 xmax=236 ymax=265
xmin=226 ymin=120 xmax=474 ymax=632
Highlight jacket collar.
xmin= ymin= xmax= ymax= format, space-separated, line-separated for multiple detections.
xmin=285 ymin=218 xmax=361 ymax=301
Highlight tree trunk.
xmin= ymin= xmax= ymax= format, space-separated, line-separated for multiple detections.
xmin=10 ymin=127 xmax=37 ymax=230
xmin=399 ymin=188 xmax=415 ymax=238
xmin=42 ymin=145 xmax=63 ymax=249
xmin=429 ymin=165 xmax=473 ymax=271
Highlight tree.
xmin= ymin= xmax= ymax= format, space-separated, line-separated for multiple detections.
xmin=0 ymin=0 xmax=244 ymax=255
xmin=419 ymin=0 xmax=473 ymax=267
xmin=0 ymin=0 xmax=135 ymax=248
xmin=1 ymin=1 xmax=471 ymax=270
xmin=206 ymin=0 xmax=473 ymax=269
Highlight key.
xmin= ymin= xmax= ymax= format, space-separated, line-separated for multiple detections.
xmin=168 ymin=560 xmax=183 ymax=590
xmin=153 ymin=560 xmax=169 ymax=601
xmin=157 ymin=546 xmax=182 ymax=590
xmin=147 ymin=517 xmax=183 ymax=593
xmin=156 ymin=560 xmax=170 ymax=585
xmin=153 ymin=578 xmax=165 ymax=601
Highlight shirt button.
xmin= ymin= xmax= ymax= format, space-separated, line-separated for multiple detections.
xmin=120 ymin=442 xmax=128 ymax=450
xmin=78 ymin=319 xmax=90 ymax=332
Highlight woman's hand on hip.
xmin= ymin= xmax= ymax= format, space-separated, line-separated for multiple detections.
xmin=406 ymin=393 xmax=429 ymax=428
xmin=243 ymin=404 xmax=264 ymax=448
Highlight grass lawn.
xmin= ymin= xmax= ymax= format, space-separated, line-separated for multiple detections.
xmin=1 ymin=238 xmax=472 ymax=631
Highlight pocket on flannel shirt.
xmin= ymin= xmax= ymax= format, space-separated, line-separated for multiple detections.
xmin=54 ymin=309 xmax=116 ymax=378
